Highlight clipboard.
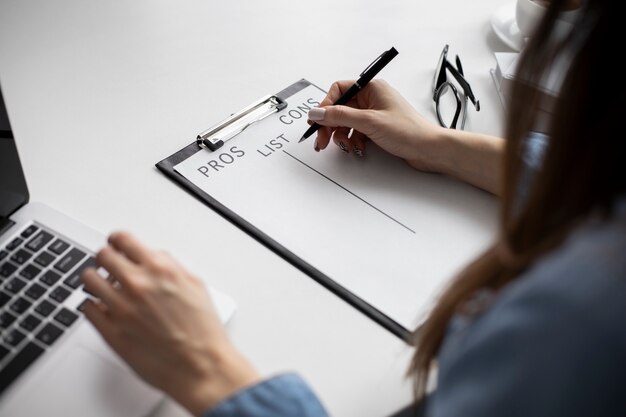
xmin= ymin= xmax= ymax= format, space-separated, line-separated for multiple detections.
xmin=156 ymin=79 xmax=497 ymax=344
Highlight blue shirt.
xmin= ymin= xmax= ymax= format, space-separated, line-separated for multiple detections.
xmin=428 ymin=198 xmax=626 ymax=416
xmin=203 ymin=373 xmax=329 ymax=417
xmin=203 ymin=134 xmax=626 ymax=417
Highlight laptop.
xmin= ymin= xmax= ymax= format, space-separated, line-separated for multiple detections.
xmin=0 ymin=83 xmax=237 ymax=416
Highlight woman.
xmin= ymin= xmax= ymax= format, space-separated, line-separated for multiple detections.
xmin=81 ymin=0 xmax=626 ymax=415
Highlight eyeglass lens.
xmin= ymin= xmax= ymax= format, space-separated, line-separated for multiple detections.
xmin=435 ymin=82 xmax=466 ymax=130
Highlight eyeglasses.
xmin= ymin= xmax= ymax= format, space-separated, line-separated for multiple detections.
xmin=432 ymin=45 xmax=480 ymax=130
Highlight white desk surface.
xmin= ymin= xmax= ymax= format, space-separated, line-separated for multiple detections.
xmin=0 ymin=1 xmax=513 ymax=415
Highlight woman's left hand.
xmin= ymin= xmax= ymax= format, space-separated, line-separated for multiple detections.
xmin=81 ymin=231 xmax=260 ymax=416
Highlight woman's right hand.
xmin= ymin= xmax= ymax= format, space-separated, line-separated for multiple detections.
xmin=309 ymin=79 xmax=447 ymax=173
xmin=309 ymin=79 xmax=505 ymax=195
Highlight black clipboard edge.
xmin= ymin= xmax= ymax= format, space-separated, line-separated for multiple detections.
xmin=156 ymin=79 xmax=415 ymax=345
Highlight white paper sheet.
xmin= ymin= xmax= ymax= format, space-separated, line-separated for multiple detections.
xmin=174 ymin=84 xmax=497 ymax=330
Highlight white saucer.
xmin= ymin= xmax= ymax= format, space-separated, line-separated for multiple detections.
xmin=490 ymin=2 xmax=524 ymax=51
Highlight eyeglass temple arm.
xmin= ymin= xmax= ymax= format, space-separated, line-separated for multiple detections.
xmin=445 ymin=61 xmax=480 ymax=111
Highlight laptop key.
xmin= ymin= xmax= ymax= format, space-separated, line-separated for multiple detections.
xmin=25 ymin=282 xmax=47 ymax=300
xmin=21 ymin=225 xmax=39 ymax=239
xmin=20 ymin=314 xmax=42 ymax=332
xmin=10 ymin=249 xmax=32 ymax=265
xmin=0 ymin=345 xmax=9 ymax=362
xmin=64 ymin=256 xmax=96 ymax=289
xmin=0 ymin=250 xmax=8 ymax=261
xmin=35 ymin=299 xmax=57 ymax=317
xmin=0 ymin=291 xmax=11 ymax=307
xmin=49 ymin=286 xmax=71 ymax=303
xmin=4 ymin=328 xmax=26 ymax=347
xmin=0 ymin=311 xmax=17 ymax=329
xmin=6 ymin=237 xmax=23 ymax=251
xmin=0 ymin=261 xmax=18 ymax=278
xmin=0 ymin=342 xmax=45 ymax=395
xmin=9 ymin=297 xmax=32 ymax=315
xmin=34 ymin=251 xmax=56 ymax=267
xmin=76 ymin=298 xmax=89 ymax=312
xmin=36 ymin=322 xmax=64 ymax=345
xmin=4 ymin=277 xmax=27 ymax=294
xmin=48 ymin=238 xmax=70 ymax=255
xmin=53 ymin=247 xmax=86 ymax=274
xmin=40 ymin=269 xmax=62 ymax=286
xmin=25 ymin=230 xmax=54 ymax=252
xmin=54 ymin=308 xmax=79 ymax=327
xmin=19 ymin=263 xmax=42 ymax=280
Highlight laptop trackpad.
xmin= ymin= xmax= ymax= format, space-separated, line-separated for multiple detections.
xmin=6 ymin=345 xmax=161 ymax=417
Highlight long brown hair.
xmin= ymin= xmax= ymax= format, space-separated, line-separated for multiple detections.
xmin=410 ymin=0 xmax=625 ymax=398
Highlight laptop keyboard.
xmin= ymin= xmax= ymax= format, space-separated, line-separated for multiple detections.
xmin=0 ymin=223 xmax=95 ymax=395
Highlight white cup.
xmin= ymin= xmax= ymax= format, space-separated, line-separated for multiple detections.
xmin=515 ymin=0 xmax=549 ymax=38
xmin=515 ymin=0 xmax=580 ymax=39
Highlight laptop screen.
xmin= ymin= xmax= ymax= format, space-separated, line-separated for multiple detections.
xmin=0 ymin=84 xmax=29 ymax=219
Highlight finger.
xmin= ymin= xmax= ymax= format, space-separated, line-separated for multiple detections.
xmin=96 ymin=245 xmax=141 ymax=289
xmin=320 ymin=80 xmax=358 ymax=106
xmin=332 ymin=127 xmax=351 ymax=153
xmin=310 ymin=80 xmax=357 ymax=151
xmin=81 ymin=268 xmax=125 ymax=311
xmin=108 ymin=231 xmax=153 ymax=265
xmin=82 ymin=299 xmax=120 ymax=347
xmin=350 ymin=130 xmax=367 ymax=157
xmin=309 ymin=105 xmax=375 ymax=139
xmin=314 ymin=126 xmax=334 ymax=152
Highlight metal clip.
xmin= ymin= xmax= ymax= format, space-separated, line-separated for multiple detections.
xmin=196 ymin=95 xmax=287 ymax=151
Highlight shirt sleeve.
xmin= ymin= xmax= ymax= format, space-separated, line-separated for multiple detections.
xmin=203 ymin=373 xmax=329 ymax=417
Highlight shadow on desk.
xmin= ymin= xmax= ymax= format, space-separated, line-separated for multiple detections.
xmin=386 ymin=396 xmax=428 ymax=417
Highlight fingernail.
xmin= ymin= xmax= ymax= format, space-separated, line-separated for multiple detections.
xmin=353 ymin=146 xmax=364 ymax=157
xmin=308 ymin=108 xmax=326 ymax=121
xmin=314 ymin=137 xmax=320 ymax=152
xmin=339 ymin=141 xmax=349 ymax=153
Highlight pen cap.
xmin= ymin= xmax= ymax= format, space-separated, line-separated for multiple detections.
xmin=358 ymin=47 xmax=399 ymax=86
